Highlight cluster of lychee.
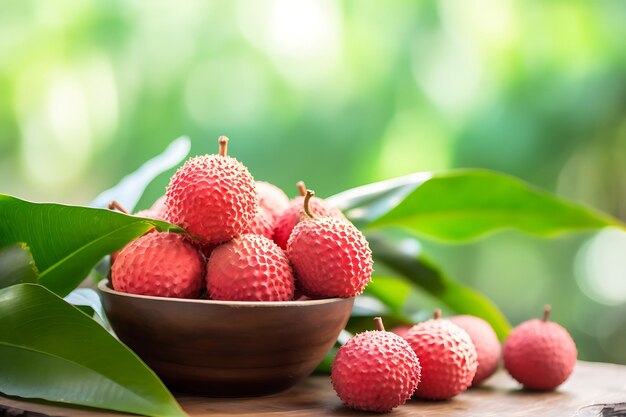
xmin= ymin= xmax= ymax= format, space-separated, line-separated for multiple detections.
xmin=109 ymin=136 xmax=373 ymax=302
xmin=331 ymin=306 xmax=577 ymax=413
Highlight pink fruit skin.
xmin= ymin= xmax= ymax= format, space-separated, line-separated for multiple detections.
xmin=450 ymin=315 xmax=502 ymax=385
xmin=255 ymin=181 xmax=290 ymax=220
xmin=165 ymin=154 xmax=256 ymax=244
xmin=503 ymin=318 xmax=577 ymax=390
xmin=273 ymin=196 xmax=346 ymax=250
xmin=390 ymin=325 xmax=413 ymax=339
xmin=112 ymin=233 xmax=205 ymax=299
xmin=206 ymin=234 xmax=294 ymax=301
xmin=332 ymin=330 xmax=421 ymax=412
xmin=405 ymin=319 xmax=478 ymax=400
xmin=287 ymin=217 xmax=372 ymax=298
xmin=245 ymin=206 xmax=274 ymax=239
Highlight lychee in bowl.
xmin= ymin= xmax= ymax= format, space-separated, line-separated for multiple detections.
xmin=98 ymin=280 xmax=354 ymax=397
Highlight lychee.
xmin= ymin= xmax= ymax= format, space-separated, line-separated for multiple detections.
xmin=245 ymin=206 xmax=274 ymax=239
xmin=287 ymin=190 xmax=372 ymax=298
xmin=111 ymin=232 xmax=205 ymax=298
xmin=390 ymin=325 xmax=413 ymax=339
xmin=273 ymin=181 xmax=346 ymax=250
xmin=449 ymin=315 xmax=501 ymax=385
xmin=255 ymin=181 xmax=290 ymax=221
xmin=503 ymin=305 xmax=577 ymax=391
xmin=404 ymin=309 xmax=478 ymax=400
xmin=150 ymin=195 xmax=167 ymax=216
xmin=331 ymin=317 xmax=421 ymax=413
xmin=206 ymin=234 xmax=294 ymax=301
xmin=107 ymin=200 xmax=167 ymax=264
xmin=165 ymin=136 xmax=256 ymax=244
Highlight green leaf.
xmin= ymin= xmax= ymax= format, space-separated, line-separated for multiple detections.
xmin=363 ymin=275 xmax=413 ymax=312
xmin=64 ymin=288 xmax=109 ymax=327
xmin=0 ymin=284 xmax=186 ymax=417
xmin=367 ymin=233 xmax=511 ymax=340
xmin=0 ymin=244 xmax=38 ymax=289
xmin=0 ymin=195 xmax=183 ymax=296
xmin=332 ymin=169 xmax=623 ymax=242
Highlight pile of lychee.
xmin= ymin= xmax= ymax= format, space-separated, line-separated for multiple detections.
xmin=332 ymin=306 xmax=577 ymax=413
xmin=109 ymin=136 xmax=373 ymax=303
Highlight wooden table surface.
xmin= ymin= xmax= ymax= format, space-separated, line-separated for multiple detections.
xmin=1 ymin=361 xmax=625 ymax=417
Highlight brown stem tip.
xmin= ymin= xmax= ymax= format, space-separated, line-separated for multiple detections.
xmin=303 ymin=190 xmax=315 ymax=218
xmin=374 ymin=317 xmax=385 ymax=331
xmin=543 ymin=304 xmax=551 ymax=322
xmin=218 ymin=136 xmax=229 ymax=156
xmin=107 ymin=200 xmax=128 ymax=214
xmin=296 ymin=181 xmax=307 ymax=196
xmin=433 ymin=309 xmax=442 ymax=320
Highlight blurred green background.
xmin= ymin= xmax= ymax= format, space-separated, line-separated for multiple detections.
xmin=1 ymin=1 xmax=625 ymax=364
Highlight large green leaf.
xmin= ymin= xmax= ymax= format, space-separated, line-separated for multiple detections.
xmin=0 ymin=284 xmax=186 ymax=417
xmin=367 ymin=233 xmax=511 ymax=339
xmin=0 ymin=195 xmax=183 ymax=296
xmin=0 ymin=244 xmax=38 ymax=289
xmin=331 ymin=169 xmax=622 ymax=241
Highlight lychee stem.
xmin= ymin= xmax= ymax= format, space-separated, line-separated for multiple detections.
xmin=543 ymin=304 xmax=551 ymax=322
xmin=433 ymin=309 xmax=442 ymax=320
xmin=218 ymin=136 xmax=229 ymax=156
xmin=374 ymin=317 xmax=385 ymax=331
xmin=296 ymin=181 xmax=307 ymax=196
xmin=303 ymin=190 xmax=315 ymax=218
xmin=108 ymin=200 xmax=128 ymax=214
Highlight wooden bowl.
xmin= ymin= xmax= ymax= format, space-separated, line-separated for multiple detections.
xmin=98 ymin=280 xmax=353 ymax=397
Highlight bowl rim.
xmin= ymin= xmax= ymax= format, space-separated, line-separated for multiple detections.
xmin=98 ymin=280 xmax=353 ymax=307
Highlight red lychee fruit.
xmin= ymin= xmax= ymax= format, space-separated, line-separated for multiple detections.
xmin=287 ymin=190 xmax=372 ymax=298
xmin=165 ymin=136 xmax=256 ymax=245
xmin=404 ymin=309 xmax=478 ymax=400
xmin=449 ymin=315 xmax=501 ymax=385
xmin=150 ymin=195 xmax=167 ymax=216
xmin=503 ymin=305 xmax=577 ymax=391
xmin=206 ymin=234 xmax=294 ymax=301
xmin=245 ymin=206 xmax=274 ymax=239
xmin=273 ymin=181 xmax=346 ymax=250
xmin=112 ymin=232 xmax=204 ymax=298
xmin=331 ymin=317 xmax=421 ymax=413
xmin=107 ymin=200 xmax=168 ymax=264
xmin=255 ymin=181 xmax=290 ymax=221
xmin=390 ymin=325 xmax=413 ymax=339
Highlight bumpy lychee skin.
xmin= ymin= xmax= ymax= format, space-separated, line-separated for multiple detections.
xmin=112 ymin=233 xmax=204 ymax=298
xmin=331 ymin=318 xmax=421 ymax=413
xmin=404 ymin=310 xmax=478 ymax=400
xmin=287 ymin=191 xmax=372 ymax=298
xmin=449 ymin=315 xmax=501 ymax=385
xmin=245 ymin=206 xmax=274 ymax=239
xmin=165 ymin=136 xmax=256 ymax=244
xmin=206 ymin=234 xmax=295 ymax=301
xmin=108 ymin=200 xmax=168 ymax=265
xmin=256 ymin=181 xmax=290 ymax=220
xmin=273 ymin=182 xmax=346 ymax=250
xmin=503 ymin=306 xmax=577 ymax=391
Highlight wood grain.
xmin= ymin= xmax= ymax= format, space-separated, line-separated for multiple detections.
xmin=1 ymin=361 xmax=625 ymax=416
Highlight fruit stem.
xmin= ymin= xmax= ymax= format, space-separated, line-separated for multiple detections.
xmin=218 ymin=136 xmax=229 ymax=156
xmin=374 ymin=317 xmax=385 ymax=331
xmin=543 ymin=304 xmax=551 ymax=322
xmin=296 ymin=181 xmax=307 ymax=196
xmin=107 ymin=200 xmax=128 ymax=214
xmin=303 ymin=190 xmax=315 ymax=218
xmin=433 ymin=309 xmax=442 ymax=320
